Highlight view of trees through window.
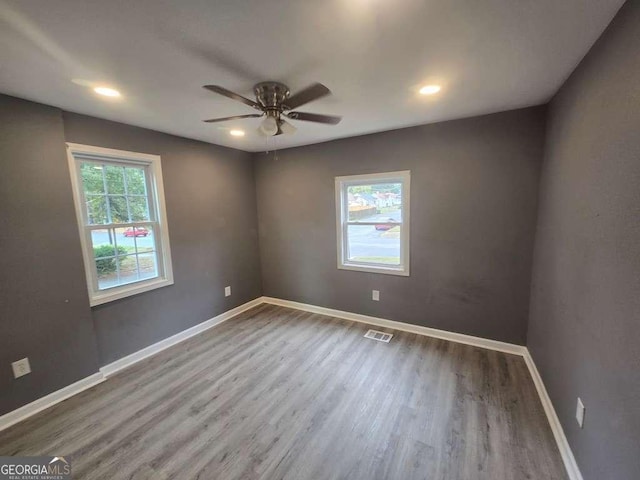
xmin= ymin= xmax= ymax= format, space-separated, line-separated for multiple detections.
xmin=80 ymin=161 xmax=158 ymax=290
xmin=346 ymin=182 xmax=403 ymax=265
xmin=80 ymin=162 xmax=150 ymax=224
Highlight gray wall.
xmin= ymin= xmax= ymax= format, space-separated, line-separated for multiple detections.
xmin=0 ymin=96 xmax=262 ymax=416
xmin=0 ymin=96 xmax=100 ymax=415
xmin=255 ymin=107 xmax=546 ymax=344
xmin=63 ymin=113 xmax=262 ymax=364
xmin=527 ymin=1 xmax=640 ymax=479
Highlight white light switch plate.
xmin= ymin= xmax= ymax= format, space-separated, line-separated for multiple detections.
xmin=225 ymin=286 xmax=231 ymax=297
xmin=576 ymin=397 xmax=585 ymax=428
xmin=12 ymin=358 xmax=31 ymax=379
xmin=372 ymin=290 xmax=380 ymax=301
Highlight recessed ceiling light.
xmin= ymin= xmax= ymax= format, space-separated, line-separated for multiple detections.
xmin=229 ymin=129 xmax=245 ymax=137
xmin=419 ymin=85 xmax=441 ymax=95
xmin=93 ymin=87 xmax=121 ymax=97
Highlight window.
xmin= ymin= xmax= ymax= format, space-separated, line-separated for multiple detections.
xmin=67 ymin=143 xmax=174 ymax=306
xmin=335 ymin=171 xmax=410 ymax=276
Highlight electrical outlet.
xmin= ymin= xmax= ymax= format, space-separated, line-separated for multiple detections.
xmin=576 ymin=397 xmax=585 ymax=428
xmin=372 ymin=290 xmax=380 ymax=301
xmin=225 ymin=286 xmax=231 ymax=297
xmin=12 ymin=358 xmax=31 ymax=379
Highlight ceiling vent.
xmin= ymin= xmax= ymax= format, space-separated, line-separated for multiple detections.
xmin=364 ymin=329 xmax=393 ymax=343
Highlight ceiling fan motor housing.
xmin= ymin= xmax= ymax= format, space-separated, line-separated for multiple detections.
xmin=254 ymin=82 xmax=290 ymax=114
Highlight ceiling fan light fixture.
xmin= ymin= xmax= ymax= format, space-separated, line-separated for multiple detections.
xmin=279 ymin=119 xmax=297 ymax=135
xmin=229 ymin=129 xmax=245 ymax=137
xmin=260 ymin=116 xmax=279 ymax=136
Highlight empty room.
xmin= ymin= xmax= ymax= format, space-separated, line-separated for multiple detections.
xmin=0 ymin=1 xmax=638 ymax=479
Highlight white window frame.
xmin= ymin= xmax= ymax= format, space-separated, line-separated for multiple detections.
xmin=67 ymin=143 xmax=174 ymax=306
xmin=335 ymin=170 xmax=410 ymax=276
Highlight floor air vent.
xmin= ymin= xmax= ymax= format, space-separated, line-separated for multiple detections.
xmin=364 ymin=329 xmax=393 ymax=343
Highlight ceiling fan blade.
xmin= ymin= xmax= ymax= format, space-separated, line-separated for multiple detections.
xmin=203 ymin=114 xmax=263 ymax=123
xmin=283 ymin=83 xmax=331 ymax=110
xmin=287 ymin=111 xmax=342 ymax=125
xmin=203 ymin=85 xmax=261 ymax=110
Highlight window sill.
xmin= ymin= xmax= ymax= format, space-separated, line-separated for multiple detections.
xmin=338 ymin=262 xmax=410 ymax=277
xmin=89 ymin=277 xmax=174 ymax=306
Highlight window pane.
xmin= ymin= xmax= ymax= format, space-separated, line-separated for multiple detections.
xmin=138 ymin=251 xmax=159 ymax=281
xmin=125 ymin=167 xmax=146 ymax=195
xmin=128 ymin=196 xmax=150 ymax=221
xmin=91 ymin=228 xmax=120 ymax=254
xmin=346 ymin=182 xmax=403 ymax=222
xmin=80 ymin=163 xmax=105 ymax=194
xmin=119 ymin=224 xmax=155 ymax=254
xmin=110 ymin=253 xmax=159 ymax=287
xmin=117 ymin=254 xmax=140 ymax=286
xmin=104 ymin=165 xmax=125 ymax=194
xmin=91 ymin=227 xmax=158 ymax=290
xmin=347 ymin=224 xmax=401 ymax=265
xmin=85 ymin=195 xmax=108 ymax=225
xmin=95 ymin=259 xmax=121 ymax=290
xmin=91 ymin=228 xmax=125 ymax=290
xmin=108 ymin=195 xmax=129 ymax=223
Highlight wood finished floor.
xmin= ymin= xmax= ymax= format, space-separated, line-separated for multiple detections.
xmin=0 ymin=304 xmax=568 ymax=480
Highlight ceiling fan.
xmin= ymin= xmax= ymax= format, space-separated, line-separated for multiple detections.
xmin=202 ymin=82 xmax=341 ymax=136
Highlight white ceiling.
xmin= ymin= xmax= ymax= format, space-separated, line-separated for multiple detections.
xmin=0 ymin=0 xmax=625 ymax=152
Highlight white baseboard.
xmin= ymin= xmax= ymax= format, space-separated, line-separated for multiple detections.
xmin=523 ymin=350 xmax=584 ymax=480
xmin=100 ymin=297 xmax=264 ymax=377
xmin=0 ymin=297 xmax=263 ymax=433
xmin=0 ymin=372 xmax=105 ymax=433
xmin=261 ymin=296 xmax=527 ymax=356
xmin=262 ymin=296 xmax=582 ymax=480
